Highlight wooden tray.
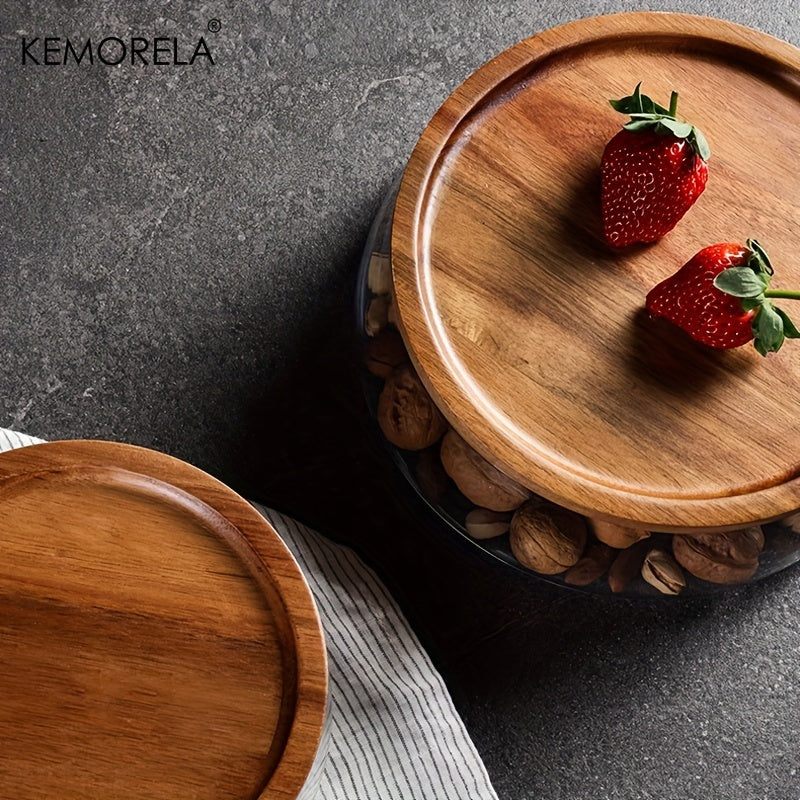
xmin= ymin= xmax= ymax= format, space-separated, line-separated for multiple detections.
xmin=0 ymin=440 xmax=327 ymax=800
xmin=392 ymin=12 xmax=800 ymax=533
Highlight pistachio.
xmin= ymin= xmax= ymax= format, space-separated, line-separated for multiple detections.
xmin=365 ymin=295 xmax=390 ymax=337
xmin=465 ymin=508 xmax=511 ymax=540
xmin=590 ymin=518 xmax=651 ymax=549
xmin=366 ymin=328 xmax=408 ymax=378
xmin=377 ymin=365 xmax=447 ymax=450
xmin=440 ymin=429 xmax=530 ymax=512
xmin=608 ymin=539 xmax=652 ymax=594
xmin=509 ymin=502 xmax=587 ymax=575
xmin=672 ymin=527 xmax=764 ymax=584
xmin=641 ymin=548 xmax=685 ymax=595
xmin=367 ymin=252 xmax=392 ymax=295
xmin=564 ymin=542 xmax=615 ymax=586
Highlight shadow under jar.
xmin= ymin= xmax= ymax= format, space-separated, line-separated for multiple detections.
xmin=357 ymin=12 xmax=800 ymax=597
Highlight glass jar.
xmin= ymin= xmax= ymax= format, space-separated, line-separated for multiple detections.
xmin=356 ymin=180 xmax=800 ymax=597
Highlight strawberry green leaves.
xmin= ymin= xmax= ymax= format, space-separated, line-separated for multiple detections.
xmin=712 ymin=239 xmax=800 ymax=356
xmin=751 ymin=305 xmax=789 ymax=356
xmin=609 ymin=83 xmax=710 ymax=160
xmin=775 ymin=308 xmax=800 ymax=338
xmin=609 ymin=83 xmax=671 ymax=117
xmin=713 ymin=267 xmax=770 ymax=298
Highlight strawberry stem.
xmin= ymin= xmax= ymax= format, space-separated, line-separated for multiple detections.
xmin=764 ymin=289 xmax=800 ymax=300
xmin=669 ymin=91 xmax=678 ymax=118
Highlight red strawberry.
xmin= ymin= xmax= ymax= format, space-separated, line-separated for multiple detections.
xmin=601 ymin=84 xmax=709 ymax=247
xmin=646 ymin=239 xmax=800 ymax=355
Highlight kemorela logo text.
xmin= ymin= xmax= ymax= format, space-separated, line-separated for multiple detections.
xmin=20 ymin=32 xmax=216 ymax=66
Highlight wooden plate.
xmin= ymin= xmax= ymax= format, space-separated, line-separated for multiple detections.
xmin=0 ymin=440 xmax=327 ymax=800
xmin=392 ymin=12 xmax=800 ymax=532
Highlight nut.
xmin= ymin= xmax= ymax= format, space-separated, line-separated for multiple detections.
xmin=366 ymin=329 xmax=408 ymax=378
xmin=440 ymin=429 xmax=530 ymax=512
xmin=367 ymin=252 xmax=392 ymax=295
xmin=564 ymin=542 xmax=615 ymax=586
xmin=672 ymin=527 xmax=764 ymax=584
xmin=641 ymin=548 xmax=685 ymax=595
xmin=377 ymin=365 xmax=447 ymax=450
xmin=465 ymin=508 xmax=511 ymax=540
xmin=607 ymin=539 xmax=651 ymax=594
xmin=590 ymin=518 xmax=651 ymax=549
xmin=765 ymin=526 xmax=800 ymax=557
xmin=509 ymin=502 xmax=587 ymax=574
xmin=778 ymin=511 xmax=800 ymax=535
xmin=365 ymin=295 xmax=390 ymax=337
xmin=415 ymin=446 xmax=449 ymax=503
xmin=770 ymin=513 xmax=800 ymax=557
xmin=387 ymin=288 xmax=399 ymax=327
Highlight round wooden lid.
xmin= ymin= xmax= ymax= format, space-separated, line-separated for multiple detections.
xmin=392 ymin=12 xmax=800 ymax=532
xmin=0 ymin=440 xmax=327 ymax=800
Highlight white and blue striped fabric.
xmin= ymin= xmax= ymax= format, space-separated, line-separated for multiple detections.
xmin=0 ymin=428 xmax=498 ymax=800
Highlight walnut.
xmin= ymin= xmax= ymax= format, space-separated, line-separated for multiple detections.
xmin=465 ymin=507 xmax=511 ymax=540
xmin=365 ymin=329 xmax=408 ymax=378
xmin=672 ymin=527 xmax=764 ymax=584
xmin=641 ymin=548 xmax=685 ymax=595
xmin=509 ymin=502 xmax=587 ymax=574
xmin=564 ymin=542 xmax=615 ymax=586
xmin=590 ymin=518 xmax=650 ymax=549
xmin=377 ymin=365 xmax=447 ymax=450
xmin=440 ymin=429 xmax=530 ymax=512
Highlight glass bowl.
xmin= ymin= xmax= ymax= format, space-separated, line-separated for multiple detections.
xmin=355 ymin=179 xmax=800 ymax=597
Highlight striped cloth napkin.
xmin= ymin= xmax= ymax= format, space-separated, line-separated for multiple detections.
xmin=0 ymin=428 xmax=498 ymax=800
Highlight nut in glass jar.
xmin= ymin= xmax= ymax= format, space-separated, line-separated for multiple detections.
xmin=440 ymin=430 xmax=530 ymax=513
xmin=672 ymin=527 xmax=764 ymax=584
xmin=377 ymin=365 xmax=448 ymax=451
xmin=509 ymin=502 xmax=587 ymax=575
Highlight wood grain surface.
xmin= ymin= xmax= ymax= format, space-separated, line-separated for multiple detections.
xmin=0 ymin=440 xmax=327 ymax=800
xmin=391 ymin=12 xmax=800 ymax=532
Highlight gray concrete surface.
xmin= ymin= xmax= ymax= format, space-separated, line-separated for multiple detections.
xmin=3 ymin=2 xmax=800 ymax=798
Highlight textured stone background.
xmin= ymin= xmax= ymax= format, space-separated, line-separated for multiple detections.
xmin=2 ymin=2 xmax=800 ymax=798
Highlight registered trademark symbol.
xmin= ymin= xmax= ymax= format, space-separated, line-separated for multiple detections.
xmin=207 ymin=18 xmax=221 ymax=33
